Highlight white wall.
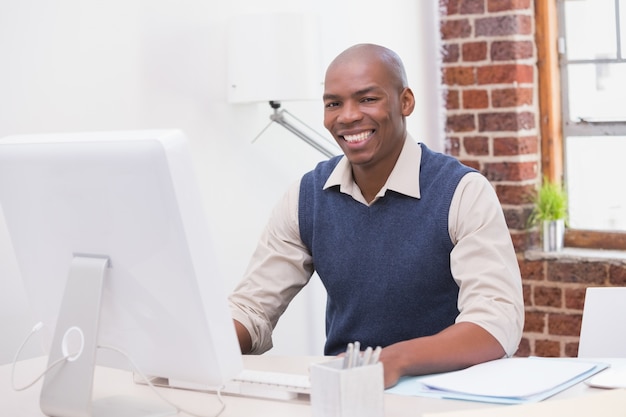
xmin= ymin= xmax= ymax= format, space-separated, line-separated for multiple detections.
xmin=0 ymin=0 xmax=443 ymax=363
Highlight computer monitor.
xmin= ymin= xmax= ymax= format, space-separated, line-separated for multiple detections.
xmin=0 ymin=129 xmax=243 ymax=416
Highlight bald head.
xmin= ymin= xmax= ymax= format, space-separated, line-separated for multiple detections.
xmin=326 ymin=44 xmax=408 ymax=91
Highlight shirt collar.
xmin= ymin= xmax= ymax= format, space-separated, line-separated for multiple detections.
xmin=323 ymin=136 xmax=422 ymax=201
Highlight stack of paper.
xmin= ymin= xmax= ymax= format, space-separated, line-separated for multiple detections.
xmin=386 ymin=357 xmax=608 ymax=404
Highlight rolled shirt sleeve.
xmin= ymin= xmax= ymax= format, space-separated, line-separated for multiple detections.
xmin=228 ymin=181 xmax=314 ymax=354
xmin=449 ymin=172 xmax=524 ymax=356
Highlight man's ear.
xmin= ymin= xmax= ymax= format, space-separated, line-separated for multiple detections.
xmin=400 ymin=87 xmax=416 ymax=116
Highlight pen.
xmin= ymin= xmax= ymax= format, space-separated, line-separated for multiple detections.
xmin=362 ymin=346 xmax=373 ymax=366
xmin=371 ymin=346 xmax=382 ymax=364
xmin=351 ymin=341 xmax=360 ymax=368
xmin=343 ymin=342 xmax=354 ymax=369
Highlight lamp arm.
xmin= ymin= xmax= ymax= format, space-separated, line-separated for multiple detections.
xmin=270 ymin=110 xmax=337 ymax=158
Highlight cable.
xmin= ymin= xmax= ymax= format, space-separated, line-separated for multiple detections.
xmin=11 ymin=323 xmax=227 ymax=417
xmin=99 ymin=344 xmax=227 ymax=417
xmin=11 ymin=322 xmax=69 ymax=392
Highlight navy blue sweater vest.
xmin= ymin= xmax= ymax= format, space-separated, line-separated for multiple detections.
xmin=299 ymin=143 xmax=475 ymax=355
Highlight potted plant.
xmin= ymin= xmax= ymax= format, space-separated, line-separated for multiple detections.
xmin=528 ymin=177 xmax=568 ymax=251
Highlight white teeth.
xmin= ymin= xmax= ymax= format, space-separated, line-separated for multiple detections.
xmin=343 ymin=131 xmax=372 ymax=143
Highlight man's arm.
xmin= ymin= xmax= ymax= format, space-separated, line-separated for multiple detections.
xmin=379 ymin=322 xmax=504 ymax=388
xmin=378 ymin=173 xmax=523 ymax=388
xmin=234 ymin=319 xmax=252 ymax=354
xmin=228 ymin=181 xmax=314 ymax=354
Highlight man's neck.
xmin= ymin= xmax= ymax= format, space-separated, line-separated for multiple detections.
xmin=351 ymin=156 xmax=399 ymax=203
xmin=349 ymin=135 xmax=407 ymax=203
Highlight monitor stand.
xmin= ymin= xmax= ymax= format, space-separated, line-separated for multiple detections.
xmin=39 ymin=255 xmax=176 ymax=417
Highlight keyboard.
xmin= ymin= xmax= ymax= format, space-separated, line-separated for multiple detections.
xmin=227 ymin=369 xmax=311 ymax=399
xmin=165 ymin=369 xmax=311 ymax=401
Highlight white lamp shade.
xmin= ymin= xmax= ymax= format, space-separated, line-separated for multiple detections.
xmin=227 ymin=13 xmax=323 ymax=103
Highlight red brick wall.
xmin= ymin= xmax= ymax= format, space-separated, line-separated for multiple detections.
xmin=440 ymin=0 xmax=538 ymax=251
xmin=439 ymin=0 xmax=621 ymax=357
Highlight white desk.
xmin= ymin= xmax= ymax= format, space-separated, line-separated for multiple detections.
xmin=1 ymin=356 xmax=623 ymax=417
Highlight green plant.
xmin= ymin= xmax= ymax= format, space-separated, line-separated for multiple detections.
xmin=528 ymin=177 xmax=568 ymax=226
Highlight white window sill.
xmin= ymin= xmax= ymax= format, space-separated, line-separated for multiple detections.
xmin=525 ymin=247 xmax=626 ymax=263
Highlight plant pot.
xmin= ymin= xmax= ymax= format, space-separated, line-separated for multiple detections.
xmin=542 ymin=219 xmax=565 ymax=252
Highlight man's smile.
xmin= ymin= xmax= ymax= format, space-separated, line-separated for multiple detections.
xmin=341 ymin=130 xmax=375 ymax=143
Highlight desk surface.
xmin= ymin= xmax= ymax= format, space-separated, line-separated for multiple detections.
xmin=1 ymin=355 xmax=622 ymax=417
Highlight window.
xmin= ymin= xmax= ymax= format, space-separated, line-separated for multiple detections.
xmin=559 ymin=0 xmax=626 ymax=233
xmin=538 ymin=0 xmax=626 ymax=249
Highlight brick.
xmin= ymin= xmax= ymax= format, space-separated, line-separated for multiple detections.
xmin=488 ymin=0 xmax=532 ymax=13
xmin=483 ymin=160 xmax=537 ymax=181
xmin=475 ymin=15 xmax=532 ymax=37
xmin=446 ymin=114 xmax=476 ymax=132
xmin=609 ymin=264 xmax=626 ymax=285
xmin=491 ymin=40 xmax=534 ymax=61
xmin=446 ymin=89 xmax=460 ymax=110
xmin=547 ymin=261 xmax=608 ymax=284
xmin=496 ymin=183 xmax=536 ymax=204
xmin=565 ymin=287 xmax=586 ymax=310
xmin=493 ymin=135 xmax=538 ymax=155
xmin=443 ymin=66 xmax=476 ymax=86
xmin=524 ymin=310 xmax=545 ymax=333
xmin=492 ymin=88 xmax=534 ymax=108
xmin=534 ymin=285 xmax=562 ymax=308
xmin=463 ymin=136 xmax=489 ymax=154
xmin=511 ymin=230 xmax=533 ymax=251
xmin=515 ymin=338 xmax=531 ymax=357
xmin=548 ymin=313 xmax=582 ymax=336
xmin=522 ymin=229 xmax=540 ymax=250
xmin=459 ymin=159 xmax=481 ymax=170
xmin=519 ymin=258 xmax=544 ymax=281
xmin=462 ymin=42 xmax=488 ymax=62
xmin=463 ymin=89 xmax=489 ymax=109
xmin=478 ymin=111 xmax=535 ymax=132
xmin=441 ymin=19 xmax=473 ymax=40
xmin=442 ymin=43 xmax=460 ymax=63
xmin=504 ymin=207 xmax=527 ymax=229
xmin=520 ymin=205 xmax=534 ymax=229
xmin=535 ymin=339 xmax=560 ymax=357
xmin=442 ymin=0 xmax=461 ymax=15
xmin=445 ymin=136 xmax=461 ymax=156
xmin=460 ymin=0 xmax=485 ymax=14
xmin=522 ymin=283 xmax=531 ymax=306
xmin=564 ymin=342 xmax=579 ymax=358
xmin=477 ymin=64 xmax=534 ymax=85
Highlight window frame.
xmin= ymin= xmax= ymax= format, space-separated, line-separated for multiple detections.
xmin=537 ymin=0 xmax=626 ymax=250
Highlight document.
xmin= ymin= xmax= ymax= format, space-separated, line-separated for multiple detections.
xmin=386 ymin=357 xmax=608 ymax=404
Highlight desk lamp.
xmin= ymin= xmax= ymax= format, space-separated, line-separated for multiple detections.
xmin=227 ymin=12 xmax=340 ymax=158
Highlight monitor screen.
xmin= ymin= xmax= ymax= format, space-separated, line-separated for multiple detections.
xmin=0 ymin=129 xmax=243 ymax=416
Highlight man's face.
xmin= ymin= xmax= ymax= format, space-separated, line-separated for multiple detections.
xmin=322 ymin=57 xmax=414 ymax=171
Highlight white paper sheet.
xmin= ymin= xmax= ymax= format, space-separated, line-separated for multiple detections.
xmin=386 ymin=357 xmax=609 ymax=404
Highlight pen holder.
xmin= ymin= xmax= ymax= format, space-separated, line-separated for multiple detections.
xmin=310 ymin=358 xmax=384 ymax=417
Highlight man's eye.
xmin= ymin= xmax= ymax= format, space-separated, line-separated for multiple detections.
xmin=325 ymin=102 xmax=339 ymax=108
xmin=361 ymin=97 xmax=377 ymax=103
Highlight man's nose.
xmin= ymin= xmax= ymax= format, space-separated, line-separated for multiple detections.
xmin=337 ymin=101 xmax=363 ymax=124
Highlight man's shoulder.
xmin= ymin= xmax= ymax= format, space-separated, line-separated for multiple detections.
xmin=419 ymin=143 xmax=476 ymax=171
xmin=418 ymin=144 xmax=477 ymax=181
xmin=301 ymin=155 xmax=344 ymax=186
xmin=308 ymin=155 xmax=343 ymax=174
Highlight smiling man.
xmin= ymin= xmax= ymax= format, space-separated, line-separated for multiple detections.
xmin=228 ymin=44 xmax=524 ymax=388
